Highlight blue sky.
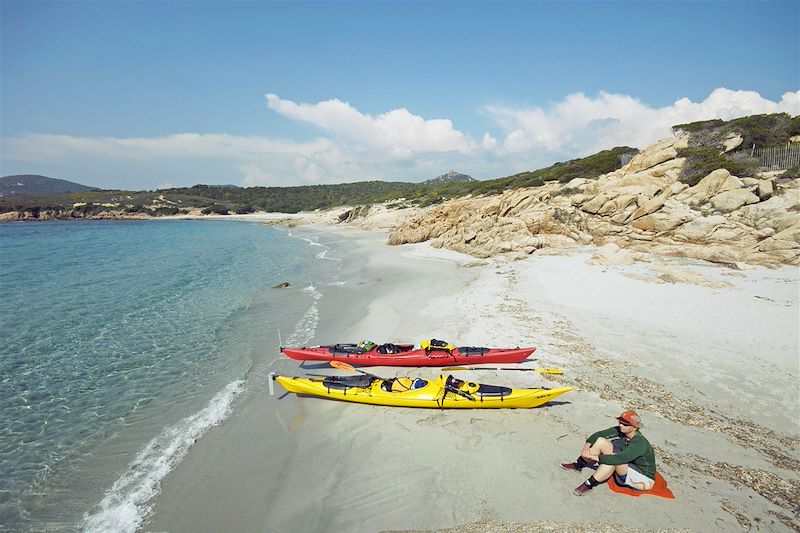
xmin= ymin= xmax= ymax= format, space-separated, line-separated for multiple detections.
xmin=1 ymin=1 xmax=798 ymax=190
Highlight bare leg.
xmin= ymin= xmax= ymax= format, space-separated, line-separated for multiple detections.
xmin=573 ymin=441 xmax=629 ymax=495
xmin=586 ymin=437 xmax=614 ymax=460
xmin=592 ymin=463 xmax=628 ymax=482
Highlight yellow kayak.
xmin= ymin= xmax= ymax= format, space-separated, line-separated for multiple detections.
xmin=272 ymin=373 xmax=571 ymax=409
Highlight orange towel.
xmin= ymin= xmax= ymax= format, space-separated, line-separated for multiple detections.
xmin=608 ymin=471 xmax=675 ymax=499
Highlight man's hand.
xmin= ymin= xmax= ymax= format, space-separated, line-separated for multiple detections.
xmin=580 ymin=442 xmax=593 ymax=461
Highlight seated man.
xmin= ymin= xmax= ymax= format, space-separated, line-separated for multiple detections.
xmin=561 ymin=410 xmax=656 ymax=496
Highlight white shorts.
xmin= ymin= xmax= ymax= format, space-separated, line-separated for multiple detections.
xmin=616 ymin=467 xmax=655 ymax=490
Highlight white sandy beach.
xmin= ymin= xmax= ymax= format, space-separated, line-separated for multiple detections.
xmin=145 ymin=223 xmax=799 ymax=533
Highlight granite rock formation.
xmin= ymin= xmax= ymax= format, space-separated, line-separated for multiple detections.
xmin=386 ymin=135 xmax=800 ymax=267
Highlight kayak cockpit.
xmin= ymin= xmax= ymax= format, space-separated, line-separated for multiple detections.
xmin=475 ymin=383 xmax=513 ymax=397
xmin=325 ymin=342 xmax=415 ymax=356
xmin=320 ymin=375 xmax=376 ymax=390
xmin=380 ymin=377 xmax=428 ymax=392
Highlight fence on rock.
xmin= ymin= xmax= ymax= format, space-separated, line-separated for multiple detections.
xmin=748 ymin=143 xmax=800 ymax=171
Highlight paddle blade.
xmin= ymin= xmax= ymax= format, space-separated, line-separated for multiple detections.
xmin=441 ymin=366 xmax=468 ymax=371
xmin=534 ymin=368 xmax=564 ymax=375
xmin=330 ymin=360 xmax=356 ymax=372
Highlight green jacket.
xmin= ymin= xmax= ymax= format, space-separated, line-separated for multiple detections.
xmin=587 ymin=427 xmax=656 ymax=479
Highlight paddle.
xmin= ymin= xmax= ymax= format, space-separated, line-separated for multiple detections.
xmin=329 ymin=360 xmax=381 ymax=379
xmin=442 ymin=366 xmax=564 ymax=375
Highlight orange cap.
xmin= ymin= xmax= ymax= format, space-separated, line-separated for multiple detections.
xmin=616 ymin=410 xmax=642 ymax=428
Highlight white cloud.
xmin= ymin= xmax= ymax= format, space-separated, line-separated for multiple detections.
xmin=485 ymin=88 xmax=800 ymax=159
xmin=3 ymin=133 xmax=336 ymax=188
xmin=6 ymin=133 xmax=331 ymax=160
xmin=237 ymin=164 xmax=276 ymax=187
xmin=265 ymin=93 xmax=475 ymax=154
xmin=481 ymin=132 xmax=497 ymax=150
xmin=2 ymin=88 xmax=797 ymax=189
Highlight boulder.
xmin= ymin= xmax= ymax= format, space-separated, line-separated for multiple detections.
xmin=570 ymin=193 xmax=594 ymax=206
xmin=757 ymin=224 xmax=800 ymax=252
xmin=710 ymin=189 xmax=760 ymax=212
xmin=675 ymin=169 xmax=745 ymax=206
xmin=565 ymin=178 xmax=590 ymax=189
xmin=599 ymin=158 xmax=685 ymax=197
xmin=598 ymin=194 xmax=637 ymax=215
xmin=611 ymin=204 xmax=638 ymax=224
xmin=757 ymin=180 xmax=773 ymax=201
xmin=620 ymin=136 xmax=688 ymax=173
xmin=720 ymin=133 xmax=744 ymax=153
xmin=628 ymin=195 xmax=666 ymax=222
xmin=588 ymin=243 xmax=637 ymax=266
xmin=669 ymin=182 xmax=689 ymax=195
xmin=755 ymin=227 xmax=776 ymax=239
xmin=580 ymin=193 xmax=611 ymax=214
xmin=734 ymin=191 xmax=800 ymax=230
xmin=631 ymin=203 xmax=696 ymax=233
xmin=673 ymin=215 xmax=727 ymax=242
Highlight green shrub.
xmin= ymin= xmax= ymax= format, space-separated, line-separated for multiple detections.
xmin=677 ymin=147 xmax=756 ymax=186
xmin=672 ymin=119 xmax=725 ymax=133
xmin=201 ymin=203 xmax=229 ymax=215
xmin=781 ymin=165 xmax=800 ymax=179
xmin=151 ymin=206 xmax=180 ymax=216
xmin=675 ymin=113 xmax=800 ymax=152
xmin=552 ymin=186 xmax=581 ymax=197
xmin=234 ymin=204 xmax=255 ymax=214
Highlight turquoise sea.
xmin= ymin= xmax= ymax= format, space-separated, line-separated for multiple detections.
xmin=0 ymin=220 xmax=338 ymax=531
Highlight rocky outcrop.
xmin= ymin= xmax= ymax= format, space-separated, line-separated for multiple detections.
xmin=386 ymin=134 xmax=800 ymax=267
xmin=721 ymin=133 xmax=744 ymax=153
xmin=0 ymin=208 xmax=153 ymax=221
xmin=338 ymin=205 xmax=371 ymax=223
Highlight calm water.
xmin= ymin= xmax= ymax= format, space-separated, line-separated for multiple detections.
xmin=0 ymin=220 xmax=337 ymax=531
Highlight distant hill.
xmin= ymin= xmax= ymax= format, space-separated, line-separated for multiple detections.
xmin=6 ymin=112 xmax=794 ymax=220
xmin=0 ymin=175 xmax=99 ymax=196
xmin=424 ymin=170 xmax=476 ymax=185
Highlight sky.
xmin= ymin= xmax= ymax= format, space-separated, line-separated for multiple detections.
xmin=1 ymin=1 xmax=798 ymax=190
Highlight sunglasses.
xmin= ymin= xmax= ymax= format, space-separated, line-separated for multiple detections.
xmin=618 ymin=420 xmax=633 ymax=427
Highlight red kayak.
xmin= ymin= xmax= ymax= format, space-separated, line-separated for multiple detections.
xmin=280 ymin=340 xmax=535 ymax=367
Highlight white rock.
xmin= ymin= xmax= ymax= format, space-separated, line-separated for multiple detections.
xmin=757 ymin=180 xmax=773 ymax=200
xmin=720 ymin=133 xmax=743 ymax=153
xmin=588 ymin=243 xmax=637 ymax=266
xmin=674 ymin=215 xmax=727 ymax=241
xmin=710 ymin=189 xmax=760 ymax=212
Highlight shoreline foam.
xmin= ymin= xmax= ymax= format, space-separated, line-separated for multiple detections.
xmin=73 ymin=225 xmax=341 ymax=532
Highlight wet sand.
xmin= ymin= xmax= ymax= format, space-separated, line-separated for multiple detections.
xmin=144 ymin=227 xmax=799 ymax=533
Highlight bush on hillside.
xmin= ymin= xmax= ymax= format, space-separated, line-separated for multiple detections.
xmin=781 ymin=165 xmax=800 ymax=180
xmin=234 ymin=204 xmax=255 ymax=214
xmin=677 ymin=147 xmax=757 ymax=186
xmin=201 ymin=204 xmax=229 ymax=215
xmin=675 ymin=113 xmax=800 ymax=151
xmin=151 ymin=206 xmax=180 ymax=216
